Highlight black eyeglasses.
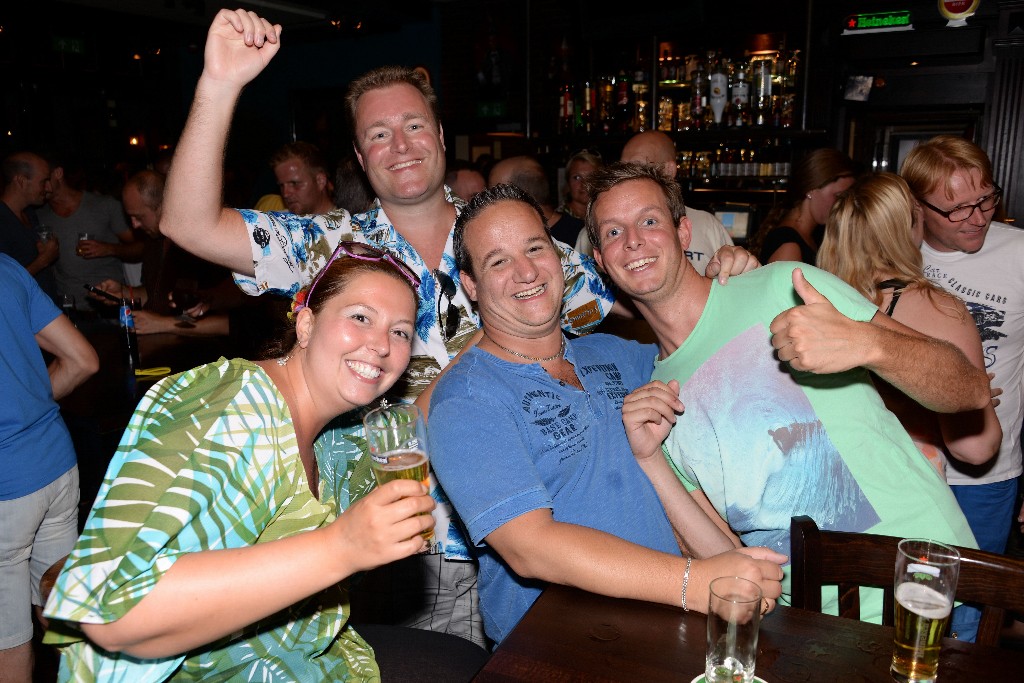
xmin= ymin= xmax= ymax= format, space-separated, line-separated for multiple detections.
xmin=434 ymin=269 xmax=461 ymax=341
xmin=296 ymin=241 xmax=420 ymax=314
xmin=919 ymin=186 xmax=1002 ymax=223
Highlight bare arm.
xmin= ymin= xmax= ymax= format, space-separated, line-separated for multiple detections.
xmin=866 ymin=312 xmax=989 ymax=411
xmin=770 ymin=268 xmax=990 ymax=412
xmin=34 ymin=315 xmax=99 ymax=400
xmin=161 ymin=9 xmax=282 ymax=274
xmin=77 ymin=230 xmax=145 ymax=262
xmin=765 ymin=242 xmax=803 ymax=264
xmin=690 ymin=490 xmax=741 ymax=547
xmin=486 ymin=509 xmax=785 ymax=616
xmin=79 ymin=479 xmax=433 ymax=659
xmin=132 ymin=310 xmax=230 ymax=337
xmin=621 ymin=380 xmax=739 ymax=557
xmin=26 ymin=239 xmax=59 ymax=276
xmin=891 ymin=289 xmax=1001 ymax=464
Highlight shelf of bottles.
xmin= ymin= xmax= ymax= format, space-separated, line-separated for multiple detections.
xmin=680 ymin=137 xmax=792 ymax=191
xmin=655 ymin=46 xmax=800 ymax=133
xmin=553 ymin=40 xmax=808 ymax=191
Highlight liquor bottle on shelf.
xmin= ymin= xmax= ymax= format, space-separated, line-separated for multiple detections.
xmin=557 ymin=82 xmax=575 ymax=135
xmin=598 ymin=75 xmax=614 ymax=135
xmin=729 ymin=60 xmax=750 ymax=128
xmin=689 ymin=58 xmax=707 ymax=130
xmin=579 ymin=80 xmax=595 ymax=133
xmin=659 ymin=49 xmax=671 ymax=82
xmin=657 ymin=95 xmax=674 ymax=132
xmin=675 ymin=100 xmax=692 ymax=132
xmin=632 ymin=51 xmax=650 ymax=132
xmin=779 ymin=49 xmax=800 ymax=128
xmin=708 ymin=53 xmax=729 ymax=128
xmin=771 ymin=48 xmax=787 ymax=127
xmin=758 ymin=137 xmax=774 ymax=177
xmin=614 ymin=67 xmax=633 ymax=134
xmin=750 ymin=53 xmax=774 ymax=127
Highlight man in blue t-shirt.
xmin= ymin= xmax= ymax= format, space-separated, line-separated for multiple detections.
xmin=0 ymin=254 xmax=97 ymax=681
xmin=426 ymin=184 xmax=787 ymax=644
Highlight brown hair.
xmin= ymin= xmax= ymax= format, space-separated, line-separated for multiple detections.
xmin=453 ymin=183 xmax=549 ymax=278
xmin=344 ymin=66 xmax=441 ymax=148
xmin=259 ymin=253 xmax=418 ymax=359
xmin=269 ymin=141 xmax=329 ymax=177
xmin=583 ymin=161 xmax=686 ymax=250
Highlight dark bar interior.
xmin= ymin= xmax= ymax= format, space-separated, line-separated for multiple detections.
xmin=3 ymin=2 xmax=1024 ymax=681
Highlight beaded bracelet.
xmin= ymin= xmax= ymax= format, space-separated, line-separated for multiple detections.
xmin=680 ymin=556 xmax=692 ymax=611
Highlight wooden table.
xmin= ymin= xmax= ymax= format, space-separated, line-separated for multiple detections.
xmin=476 ymin=584 xmax=1015 ymax=682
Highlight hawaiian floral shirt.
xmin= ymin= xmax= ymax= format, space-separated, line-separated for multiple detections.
xmin=232 ymin=188 xmax=615 ymax=559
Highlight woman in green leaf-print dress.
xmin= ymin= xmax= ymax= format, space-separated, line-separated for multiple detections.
xmin=43 ymin=244 xmax=437 ymax=681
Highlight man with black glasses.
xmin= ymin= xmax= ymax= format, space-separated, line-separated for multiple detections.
xmin=902 ymin=135 xmax=1024 ymax=641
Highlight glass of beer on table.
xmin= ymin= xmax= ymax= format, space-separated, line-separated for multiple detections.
xmin=363 ymin=403 xmax=433 ymax=543
xmin=891 ymin=538 xmax=960 ymax=682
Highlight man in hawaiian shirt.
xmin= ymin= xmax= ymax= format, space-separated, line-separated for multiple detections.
xmin=157 ymin=9 xmax=623 ymax=647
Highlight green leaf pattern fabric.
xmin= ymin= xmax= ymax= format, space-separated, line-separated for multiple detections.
xmin=42 ymin=358 xmax=380 ymax=682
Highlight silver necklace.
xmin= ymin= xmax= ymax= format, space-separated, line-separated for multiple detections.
xmin=487 ymin=334 xmax=566 ymax=363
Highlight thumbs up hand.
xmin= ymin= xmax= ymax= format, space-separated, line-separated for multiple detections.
xmin=791 ymin=267 xmax=828 ymax=305
xmin=769 ymin=268 xmax=868 ymax=374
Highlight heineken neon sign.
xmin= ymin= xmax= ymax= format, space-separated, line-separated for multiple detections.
xmin=843 ymin=11 xmax=914 ymax=34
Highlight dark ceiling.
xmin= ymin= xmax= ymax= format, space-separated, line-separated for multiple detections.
xmin=3 ymin=0 xmax=440 ymax=51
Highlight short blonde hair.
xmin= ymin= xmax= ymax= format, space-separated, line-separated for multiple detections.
xmin=900 ymin=135 xmax=994 ymax=202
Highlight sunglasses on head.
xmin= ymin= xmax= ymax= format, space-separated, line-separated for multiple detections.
xmin=434 ymin=269 xmax=461 ymax=341
xmin=295 ymin=241 xmax=420 ymax=314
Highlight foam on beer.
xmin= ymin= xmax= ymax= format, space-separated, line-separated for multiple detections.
xmin=895 ymin=582 xmax=952 ymax=620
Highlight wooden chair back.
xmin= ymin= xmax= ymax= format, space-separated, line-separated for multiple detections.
xmin=789 ymin=515 xmax=1024 ymax=646
xmin=37 ymin=554 xmax=68 ymax=631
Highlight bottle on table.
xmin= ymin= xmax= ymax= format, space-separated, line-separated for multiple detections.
xmin=119 ymin=298 xmax=141 ymax=371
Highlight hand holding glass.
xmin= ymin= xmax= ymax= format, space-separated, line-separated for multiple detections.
xmin=76 ymin=232 xmax=95 ymax=257
xmin=706 ymin=576 xmax=762 ymax=683
xmin=363 ymin=403 xmax=434 ymax=543
xmin=891 ymin=539 xmax=960 ymax=683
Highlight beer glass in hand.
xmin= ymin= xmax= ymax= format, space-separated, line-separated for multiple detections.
xmin=891 ymin=539 xmax=960 ymax=683
xmin=363 ymin=403 xmax=433 ymax=543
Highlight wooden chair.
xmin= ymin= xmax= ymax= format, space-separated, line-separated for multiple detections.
xmin=789 ymin=515 xmax=1024 ymax=646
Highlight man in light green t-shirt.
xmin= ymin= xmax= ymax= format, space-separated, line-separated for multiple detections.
xmin=585 ymin=163 xmax=991 ymax=620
